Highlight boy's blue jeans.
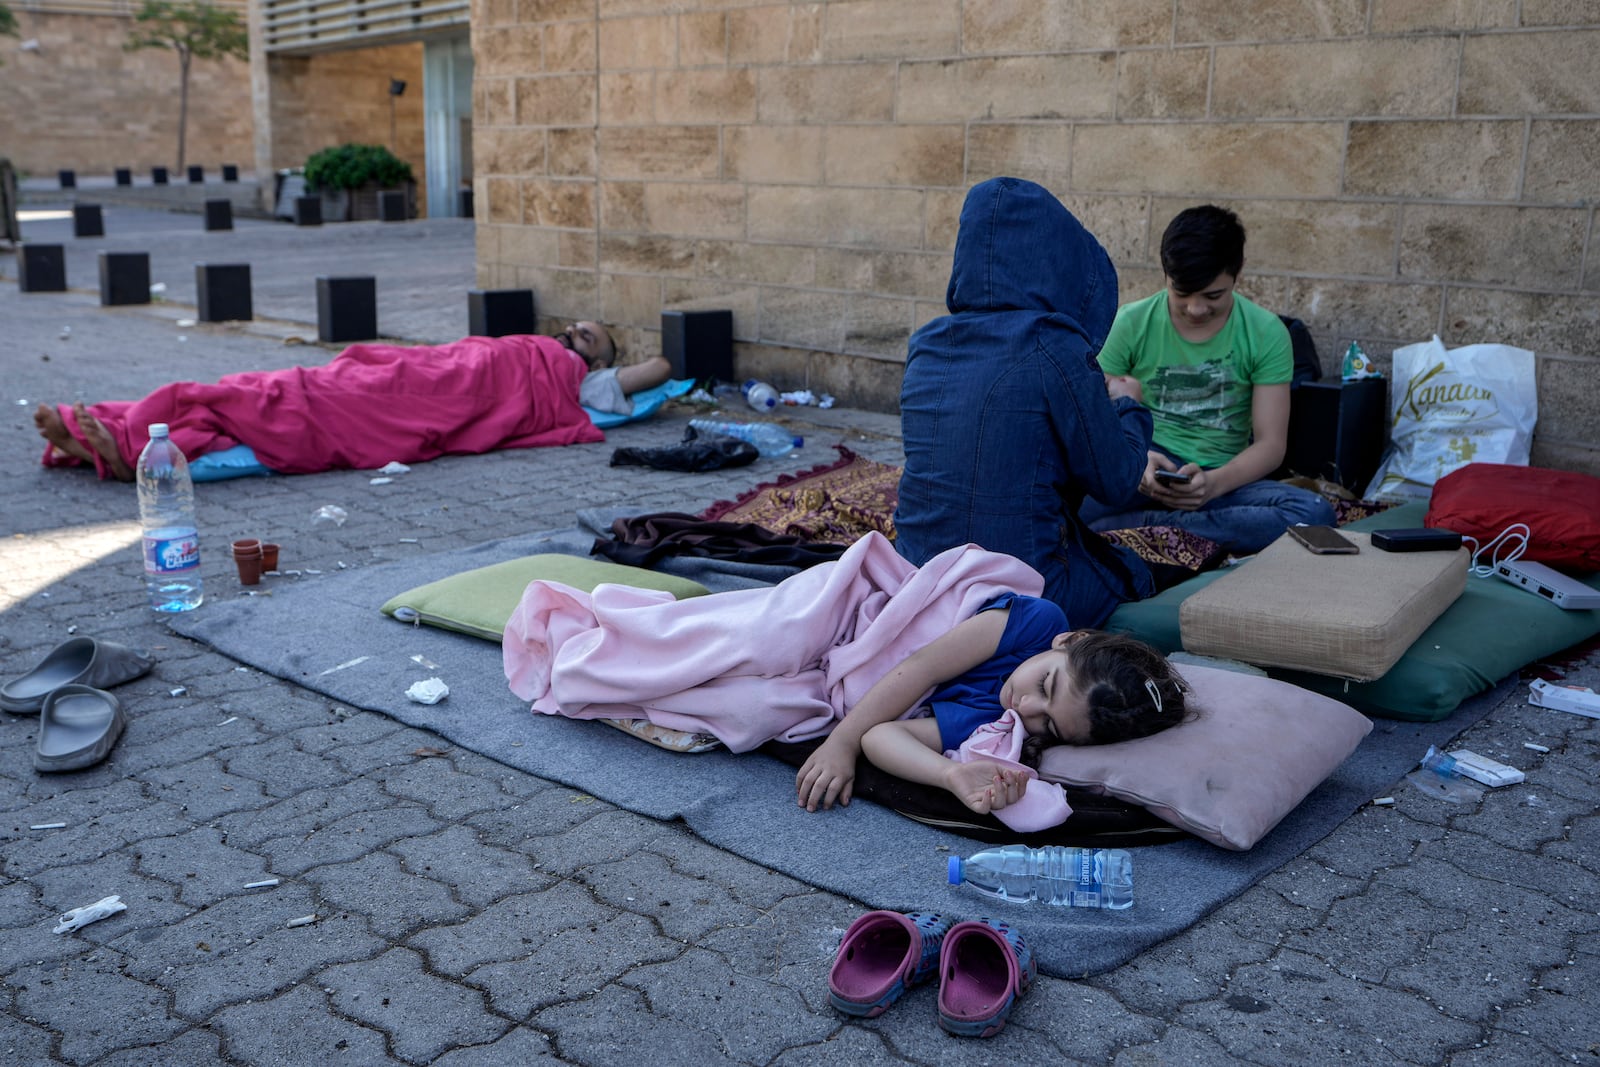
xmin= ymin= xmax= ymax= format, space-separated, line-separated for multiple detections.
xmin=1080 ymin=450 xmax=1336 ymax=556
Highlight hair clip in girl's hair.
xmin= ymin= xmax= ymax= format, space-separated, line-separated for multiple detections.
xmin=1144 ymin=678 xmax=1163 ymax=713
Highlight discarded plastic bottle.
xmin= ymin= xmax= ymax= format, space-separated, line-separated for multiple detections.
xmin=688 ymin=417 xmax=801 ymax=458
xmin=136 ymin=422 xmax=204 ymax=612
xmin=948 ymin=844 xmax=1133 ymax=909
xmin=742 ymin=378 xmax=780 ymax=411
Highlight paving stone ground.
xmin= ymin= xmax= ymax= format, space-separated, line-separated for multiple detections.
xmin=1 ymin=207 xmax=1596 ymax=1066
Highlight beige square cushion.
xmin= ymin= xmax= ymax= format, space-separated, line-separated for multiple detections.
xmin=1178 ymin=531 xmax=1466 ymax=682
xmin=1038 ymin=664 xmax=1373 ymax=851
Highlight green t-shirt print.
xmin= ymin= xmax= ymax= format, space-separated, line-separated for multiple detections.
xmin=1097 ymin=291 xmax=1292 ymax=469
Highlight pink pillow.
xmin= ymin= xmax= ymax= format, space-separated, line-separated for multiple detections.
xmin=1037 ymin=665 xmax=1372 ymax=851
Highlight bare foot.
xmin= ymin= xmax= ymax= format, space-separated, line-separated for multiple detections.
xmin=33 ymin=403 xmax=96 ymax=464
xmin=72 ymin=402 xmax=134 ymax=482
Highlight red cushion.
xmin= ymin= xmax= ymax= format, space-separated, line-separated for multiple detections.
xmin=1426 ymin=463 xmax=1600 ymax=570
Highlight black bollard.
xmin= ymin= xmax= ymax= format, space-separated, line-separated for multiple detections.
xmin=293 ymin=196 xmax=322 ymax=227
xmin=378 ymin=189 xmax=406 ymax=222
xmin=188 ymin=165 xmax=204 ymax=183
xmin=59 ymin=169 xmax=76 ymax=190
xmin=18 ymin=245 xmax=68 ymax=292
xmin=458 ymin=188 xmax=474 ymax=219
xmin=115 ymin=168 xmax=133 ymax=186
xmin=196 ymin=263 xmax=253 ymax=322
xmin=152 ymin=167 xmax=169 ymax=185
xmin=98 ymin=251 xmax=151 ymax=306
xmin=661 ymin=309 xmax=734 ymax=381
xmin=72 ymin=203 xmax=105 ymax=239
xmin=222 ymin=164 xmax=239 ymax=182
xmin=316 ymin=276 xmax=377 ymax=343
xmin=203 ymin=199 xmax=233 ymax=232
xmin=468 ymin=289 xmax=537 ymax=338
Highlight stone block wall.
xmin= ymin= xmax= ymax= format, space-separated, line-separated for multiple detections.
xmin=0 ymin=10 xmax=253 ymax=174
xmin=474 ymin=1 xmax=1598 ymax=471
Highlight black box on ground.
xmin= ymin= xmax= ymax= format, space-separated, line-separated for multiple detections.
xmin=59 ymin=169 xmax=76 ymax=189
xmin=468 ymin=289 xmax=536 ymax=338
xmin=293 ymin=196 xmax=322 ymax=227
xmin=196 ymin=263 xmax=252 ymax=322
xmin=18 ymin=244 xmax=67 ymax=292
xmin=152 ymin=167 xmax=169 ymax=185
xmin=1286 ymin=378 xmax=1389 ymax=494
xmin=188 ymin=165 xmax=204 ymax=183
xmin=661 ymin=309 xmax=733 ymax=382
xmin=204 ymin=199 xmax=233 ymax=232
xmin=317 ymin=275 xmax=377 ymax=343
xmin=72 ymin=203 xmax=104 ymax=239
xmin=114 ymin=168 xmax=133 ymax=186
xmin=99 ymin=251 xmax=151 ymax=306
xmin=222 ymin=164 xmax=239 ymax=182
xmin=378 ymin=190 xmax=407 ymax=222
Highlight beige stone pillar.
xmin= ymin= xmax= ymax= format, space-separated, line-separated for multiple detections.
xmin=246 ymin=0 xmax=274 ymax=213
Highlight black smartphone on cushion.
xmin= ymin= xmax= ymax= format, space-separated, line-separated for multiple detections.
xmin=1286 ymin=524 xmax=1359 ymax=554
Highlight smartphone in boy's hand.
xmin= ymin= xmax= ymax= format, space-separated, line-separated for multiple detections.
xmin=1153 ymin=469 xmax=1191 ymax=486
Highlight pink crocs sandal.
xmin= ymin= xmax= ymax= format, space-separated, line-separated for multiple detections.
xmin=827 ymin=910 xmax=951 ymax=1018
xmin=936 ymin=917 xmax=1036 ymax=1038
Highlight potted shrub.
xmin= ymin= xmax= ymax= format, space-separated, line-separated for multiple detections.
xmin=303 ymin=143 xmax=415 ymax=221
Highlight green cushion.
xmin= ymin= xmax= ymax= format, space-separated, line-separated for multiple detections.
xmin=1106 ymin=501 xmax=1600 ymax=721
xmin=381 ymin=554 xmax=711 ymax=642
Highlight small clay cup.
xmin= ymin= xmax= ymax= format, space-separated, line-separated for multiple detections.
xmin=260 ymin=543 xmax=280 ymax=572
xmin=231 ymin=540 xmax=263 ymax=586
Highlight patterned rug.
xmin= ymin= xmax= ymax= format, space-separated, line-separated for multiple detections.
xmin=697 ymin=445 xmax=902 ymax=544
xmin=695 ymin=451 xmax=1394 ymax=584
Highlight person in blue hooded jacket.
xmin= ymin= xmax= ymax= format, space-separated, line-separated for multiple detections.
xmin=893 ymin=178 xmax=1156 ymax=629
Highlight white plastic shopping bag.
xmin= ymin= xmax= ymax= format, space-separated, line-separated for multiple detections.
xmin=1364 ymin=336 xmax=1537 ymax=502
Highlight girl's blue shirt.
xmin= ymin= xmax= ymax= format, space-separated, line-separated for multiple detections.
xmin=926 ymin=592 xmax=1067 ymax=751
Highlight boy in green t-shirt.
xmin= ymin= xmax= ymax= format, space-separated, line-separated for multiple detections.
xmin=1083 ymin=205 xmax=1334 ymax=554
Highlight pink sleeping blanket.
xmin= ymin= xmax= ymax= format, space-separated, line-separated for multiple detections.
xmin=502 ymin=532 xmax=1045 ymax=753
xmin=45 ymin=334 xmax=603 ymax=477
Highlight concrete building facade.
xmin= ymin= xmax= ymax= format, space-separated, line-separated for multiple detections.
xmin=475 ymin=1 xmax=1600 ymax=473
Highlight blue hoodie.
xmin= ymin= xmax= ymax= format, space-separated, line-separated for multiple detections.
xmin=894 ymin=178 xmax=1155 ymax=626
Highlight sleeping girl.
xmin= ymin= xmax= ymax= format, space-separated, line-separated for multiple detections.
xmin=503 ymin=532 xmax=1186 ymax=830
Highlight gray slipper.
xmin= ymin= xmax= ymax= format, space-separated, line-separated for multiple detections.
xmin=1 ymin=637 xmax=155 ymax=714
xmin=35 ymin=685 xmax=127 ymax=773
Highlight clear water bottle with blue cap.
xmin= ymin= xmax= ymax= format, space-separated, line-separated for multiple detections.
xmin=688 ymin=417 xmax=801 ymax=458
xmin=742 ymin=379 xmax=780 ymax=411
xmin=948 ymin=844 xmax=1132 ymax=909
xmin=136 ymin=423 xmax=203 ymax=612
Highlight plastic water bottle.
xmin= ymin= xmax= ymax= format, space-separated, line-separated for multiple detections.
xmin=136 ymin=423 xmax=203 ymax=612
xmin=688 ymin=417 xmax=802 ymax=458
xmin=742 ymin=378 xmax=780 ymax=411
xmin=948 ymin=844 xmax=1133 ymax=909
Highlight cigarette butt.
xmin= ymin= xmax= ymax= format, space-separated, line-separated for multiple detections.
xmin=1523 ymin=742 xmax=1550 ymax=753
xmin=217 ymin=716 xmax=238 ymax=726
xmin=286 ymin=914 xmax=318 ymax=928
xmin=243 ymin=879 xmax=280 ymax=889
xmin=30 ymin=822 xmax=67 ymax=830
xmin=1372 ymin=796 xmax=1396 ymax=806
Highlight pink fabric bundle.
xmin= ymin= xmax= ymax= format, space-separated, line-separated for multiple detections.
xmin=502 ymin=532 xmax=1044 ymax=754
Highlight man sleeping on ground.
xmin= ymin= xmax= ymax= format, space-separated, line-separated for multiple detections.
xmin=32 ymin=321 xmax=671 ymax=481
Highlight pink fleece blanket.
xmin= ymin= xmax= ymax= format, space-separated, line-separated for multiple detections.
xmin=502 ymin=532 xmax=1045 ymax=753
xmin=45 ymin=334 xmax=602 ymax=477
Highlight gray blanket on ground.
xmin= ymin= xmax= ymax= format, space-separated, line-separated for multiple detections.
xmin=168 ymin=528 xmax=1504 ymax=978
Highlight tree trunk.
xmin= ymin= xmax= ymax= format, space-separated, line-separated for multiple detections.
xmin=176 ymin=49 xmax=191 ymax=172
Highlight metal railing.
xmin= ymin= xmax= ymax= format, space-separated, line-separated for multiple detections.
xmin=260 ymin=0 xmax=468 ymax=54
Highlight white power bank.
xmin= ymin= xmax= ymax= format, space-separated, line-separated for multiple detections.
xmin=1494 ymin=559 xmax=1600 ymax=610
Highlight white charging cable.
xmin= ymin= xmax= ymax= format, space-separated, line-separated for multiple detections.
xmin=1461 ymin=523 xmax=1530 ymax=578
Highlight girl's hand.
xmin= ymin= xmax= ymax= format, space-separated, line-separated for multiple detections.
xmin=945 ymin=760 xmax=1030 ymax=815
xmin=797 ymin=733 xmax=858 ymax=812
